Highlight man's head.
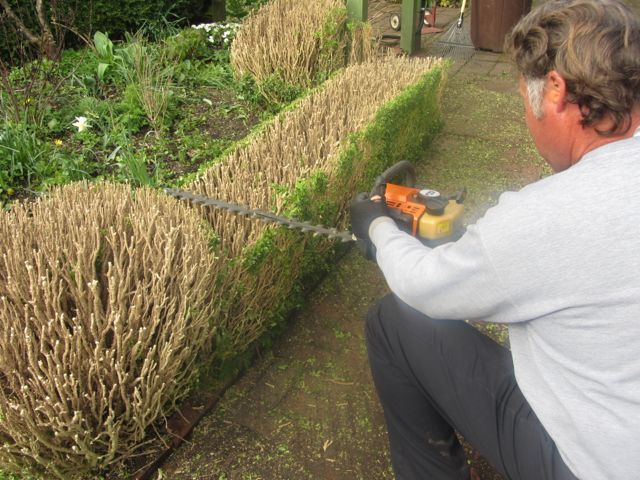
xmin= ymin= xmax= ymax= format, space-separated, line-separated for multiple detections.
xmin=509 ymin=0 xmax=640 ymax=133
xmin=507 ymin=0 xmax=640 ymax=170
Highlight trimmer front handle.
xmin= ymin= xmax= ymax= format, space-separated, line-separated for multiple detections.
xmin=370 ymin=161 xmax=417 ymax=197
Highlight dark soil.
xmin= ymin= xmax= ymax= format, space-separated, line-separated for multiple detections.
xmin=139 ymin=86 xmax=264 ymax=182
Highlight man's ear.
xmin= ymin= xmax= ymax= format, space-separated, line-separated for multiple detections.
xmin=546 ymin=70 xmax=568 ymax=112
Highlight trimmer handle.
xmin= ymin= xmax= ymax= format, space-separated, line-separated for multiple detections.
xmin=370 ymin=161 xmax=417 ymax=197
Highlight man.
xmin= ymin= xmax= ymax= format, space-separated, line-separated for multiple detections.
xmin=349 ymin=1 xmax=640 ymax=479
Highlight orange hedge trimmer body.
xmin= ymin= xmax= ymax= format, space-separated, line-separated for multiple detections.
xmin=370 ymin=161 xmax=466 ymax=246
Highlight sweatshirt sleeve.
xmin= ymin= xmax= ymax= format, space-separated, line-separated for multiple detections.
xmin=368 ymin=216 xmax=521 ymax=323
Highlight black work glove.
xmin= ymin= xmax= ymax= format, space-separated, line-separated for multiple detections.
xmin=350 ymin=192 xmax=388 ymax=260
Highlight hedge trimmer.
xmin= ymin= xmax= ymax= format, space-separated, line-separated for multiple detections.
xmin=164 ymin=161 xmax=465 ymax=247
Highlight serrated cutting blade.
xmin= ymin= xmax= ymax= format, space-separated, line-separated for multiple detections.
xmin=164 ymin=188 xmax=356 ymax=243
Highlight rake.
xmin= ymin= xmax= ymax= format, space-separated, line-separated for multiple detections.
xmin=429 ymin=0 xmax=475 ymax=63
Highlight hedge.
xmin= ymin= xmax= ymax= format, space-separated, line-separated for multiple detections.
xmin=0 ymin=55 xmax=448 ymax=478
xmin=230 ymin=0 xmax=375 ymax=103
xmin=187 ymin=55 xmax=448 ymax=370
xmin=0 ymin=183 xmax=219 ymax=478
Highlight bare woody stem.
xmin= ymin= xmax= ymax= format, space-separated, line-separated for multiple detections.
xmin=0 ymin=0 xmax=58 ymax=58
xmin=0 ymin=0 xmax=40 ymax=45
xmin=36 ymin=0 xmax=55 ymax=44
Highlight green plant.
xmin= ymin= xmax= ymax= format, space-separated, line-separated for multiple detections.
xmin=117 ymin=83 xmax=149 ymax=133
xmin=71 ymin=96 xmax=132 ymax=150
xmin=138 ymin=12 xmax=184 ymax=42
xmin=163 ymin=27 xmax=211 ymax=63
xmin=195 ymin=61 xmax=235 ymax=89
xmin=0 ymin=124 xmax=71 ymax=195
xmin=226 ymin=0 xmax=270 ymax=19
xmin=71 ymin=71 xmax=98 ymax=95
xmin=92 ymin=31 xmax=120 ymax=83
xmin=49 ymin=95 xmax=145 ymax=183
xmin=315 ymin=7 xmax=349 ymax=76
xmin=0 ymin=470 xmax=31 ymax=480
xmin=116 ymin=33 xmax=176 ymax=136
xmin=0 ymin=57 xmax=70 ymax=128
xmin=115 ymin=147 xmax=158 ymax=187
xmin=57 ymin=47 xmax=96 ymax=73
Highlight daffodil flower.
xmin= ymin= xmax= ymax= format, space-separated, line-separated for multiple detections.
xmin=72 ymin=116 xmax=90 ymax=132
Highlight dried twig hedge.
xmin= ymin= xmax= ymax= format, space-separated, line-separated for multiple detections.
xmin=189 ymin=56 xmax=446 ymax=355
xmin=0 ymin=54 xmax=447 ymax=479
xmin=230 ymin=0 xmax=376 ymax=102
xmin=0 ymin=183 xmax=218 ymax=479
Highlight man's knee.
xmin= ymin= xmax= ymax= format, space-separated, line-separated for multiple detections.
xmin=365 ymin=293 xmax=438 ymax=353
xmin=365 ymin=294 xmax=477 ymax=360
xmin=365 ymin=293 xmax=399 ymax=349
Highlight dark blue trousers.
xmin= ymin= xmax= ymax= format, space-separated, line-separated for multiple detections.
xmin=365 ymin=294 xmax=578 ymax=480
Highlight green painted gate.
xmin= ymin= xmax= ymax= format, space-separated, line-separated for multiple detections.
xmin=346 ymin=0 xmax=422 ymax=54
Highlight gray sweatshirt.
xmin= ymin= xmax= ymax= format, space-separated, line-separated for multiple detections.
xmin=369 ymin=128 xmax=640 ymax=480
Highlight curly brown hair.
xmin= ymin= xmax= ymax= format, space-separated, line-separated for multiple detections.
xmin=507 ymin=0 xmax=640 ymax=135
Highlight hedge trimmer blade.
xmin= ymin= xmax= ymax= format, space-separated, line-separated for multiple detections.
xmin=164 ymin=188 xmax=356 ymax=243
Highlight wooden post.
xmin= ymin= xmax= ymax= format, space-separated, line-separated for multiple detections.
xmin=346 ymin=0 xmax=368 ymax=21
xmin=400 ymin=0 xmax=421 ymax=54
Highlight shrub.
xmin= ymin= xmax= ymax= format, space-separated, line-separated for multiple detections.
xmin=0 ymin=124 xmax=84 ymax=199
xmin=163 ymin=28 xmax=210 ymax=63
xmin=83 ymin=0 xmax=206 ymax=38
xmin=0 ymin=58 xmax=70 ymax=128
xmin=187 ymin=55 xmax=447 ymax=363
xmin=230 ymin=0 xmax=376 ymax=104
xmin=0 ymin=182 xmax=218 ymax=479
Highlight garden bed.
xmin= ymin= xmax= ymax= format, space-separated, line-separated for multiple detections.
xmin=0 ymin=23 xmax=268 ymax=207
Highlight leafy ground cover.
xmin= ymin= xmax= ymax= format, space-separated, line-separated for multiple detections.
xmin=0 ymin=21 xmax=273 ymax=208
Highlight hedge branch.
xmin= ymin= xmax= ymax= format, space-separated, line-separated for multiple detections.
xmin=0 ymin=0 xmax=39 ymax=45
xmin=0 ymin=0 xmax=60 ymax=59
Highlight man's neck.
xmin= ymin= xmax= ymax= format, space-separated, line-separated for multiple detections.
xmin=570 ymin=106 xmax=640 ymax=163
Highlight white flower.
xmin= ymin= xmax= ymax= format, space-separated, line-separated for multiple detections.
xmin=72 ymin=116 xmax=90 ymax=133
